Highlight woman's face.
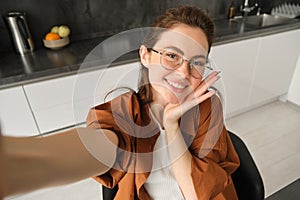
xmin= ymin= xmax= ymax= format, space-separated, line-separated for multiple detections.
xmin=140 ymin=23 xmax=209 ymax=105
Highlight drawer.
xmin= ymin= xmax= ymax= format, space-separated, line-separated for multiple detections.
xmin=0 ymin=86 xmax=39 ymax=136
xmin=24 ymin=62 xmax=139 ymax=133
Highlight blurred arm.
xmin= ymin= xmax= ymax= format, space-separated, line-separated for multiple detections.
xmin=0 ymin=127 xmax=118 ymax=198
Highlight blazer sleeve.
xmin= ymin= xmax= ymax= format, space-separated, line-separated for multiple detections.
xmin=188 ymin=95 xmax=240 ymax=199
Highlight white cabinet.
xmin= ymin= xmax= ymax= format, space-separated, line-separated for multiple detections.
xmin=23 ymin=62 xmax=139 ymax=133
xmin=210 ymin=38 xmax=260 ymax=117
xmin=248 ymin=29 xmax=300 ymax=106
xmin=287 ymin=54 xmax=300 ymax=106
xmin=2 ymin=30 xmax=299 ymax=135
xmin=23 ymin=74 xmax=78 ymax=134
xmin=210 ymin=30 xmax=300 ymax=118
xmin=0 ymin=86 xmax=39 ymax=137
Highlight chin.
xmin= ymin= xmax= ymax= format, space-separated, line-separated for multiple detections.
xmin=151 ymin=84 xmax=188 ymax=105
xmin=164 ymin=91 xmax=186 ymax=104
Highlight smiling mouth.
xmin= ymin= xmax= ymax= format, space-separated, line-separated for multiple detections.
xmin=165 ymin=79 xmax=187 ymax=90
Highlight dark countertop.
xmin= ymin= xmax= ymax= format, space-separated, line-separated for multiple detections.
xmin=1 ymin=17 xmax=300 ymax=89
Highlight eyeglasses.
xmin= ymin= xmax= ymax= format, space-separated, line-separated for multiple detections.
xmin=150 ymin=48 xmax=213 ymax=79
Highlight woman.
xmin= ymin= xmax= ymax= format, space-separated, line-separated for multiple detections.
xmin=86 ymin=5 xmax=239 ymax=200
xmin=0 ymin=5 xmax=239 ymax=200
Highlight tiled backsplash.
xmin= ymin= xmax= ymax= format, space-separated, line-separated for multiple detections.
xmin=0 ymin=0 xmax=299 ymax=52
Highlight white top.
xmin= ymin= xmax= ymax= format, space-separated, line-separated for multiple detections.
xmin=143 ymin=109 xmax=184 ymax=200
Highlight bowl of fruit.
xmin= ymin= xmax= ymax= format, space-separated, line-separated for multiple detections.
xmin=43 ymin=25 xmax=71 ymax=50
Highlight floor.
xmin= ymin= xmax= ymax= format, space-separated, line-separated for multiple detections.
xmin=225 ymin=100 xmax=300 ymax=198
xmin=266 ymin=178 xmax=300 ymax=200
xmin=5 ymin=100 xmax=300 ymax=200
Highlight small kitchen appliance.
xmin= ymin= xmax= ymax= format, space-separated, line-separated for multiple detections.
xmin=4 ymin=11 xmax=35 ymax=55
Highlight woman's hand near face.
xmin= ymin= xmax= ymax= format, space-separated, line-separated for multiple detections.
xmin=162 ymin=71 xmax=219 ymax=200
xmin=163 ymin=71 xmax=220 ymax=130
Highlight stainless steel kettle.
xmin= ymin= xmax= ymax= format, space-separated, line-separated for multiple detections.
xmin=4 ymin=12 xmax=35 ymax=55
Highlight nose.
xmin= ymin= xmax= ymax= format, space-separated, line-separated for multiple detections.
xmin=176 ymin=59 xmax=191 ymax=78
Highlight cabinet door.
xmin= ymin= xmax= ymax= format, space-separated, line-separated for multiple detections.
xmin=287 ymin=54 xmax=300 ymax=106
xmin=210 ymin=38 xmax=260 ymax=117
xmin=72 ymin=62 xmax=139 ymax=128
xmin=24 ymin=74 xmax=78 ymax=134
xmin=249 ymin=29 xmax=300 ymax=106
xmin=0 ymin=86 xmax=39 ymax=136
xmin=24 ymin=62 xmax=139 ymax=134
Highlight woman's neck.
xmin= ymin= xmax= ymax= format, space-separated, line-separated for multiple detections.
xmin=149 ymin=103 xmax=164 ymax=129
xmin=149 ymin=87 xmax=169 ymax=127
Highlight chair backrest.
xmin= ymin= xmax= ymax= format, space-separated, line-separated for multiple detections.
xmin=102 ymin=130 xmax=265 ymax=200
xmin=228 ymin=130 xmax=265 ymax=200
xmin=102 ymin=184 xmax=118 ymax=200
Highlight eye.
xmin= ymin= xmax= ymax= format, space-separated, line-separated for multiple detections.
xmin=191 ymin=60 xmax=206 ymax=67
xmin=164 ymin=51 xmax=181 ymax=62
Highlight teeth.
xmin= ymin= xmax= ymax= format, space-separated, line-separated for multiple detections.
xmin=166 ymin=79 xmax=185 ymax=89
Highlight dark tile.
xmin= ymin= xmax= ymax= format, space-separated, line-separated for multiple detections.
xmin=266 ymin=179 xmax=300 ymax=200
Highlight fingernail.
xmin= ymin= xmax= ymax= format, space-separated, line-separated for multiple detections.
xmin=208 ymin=88 xmax=215 ymax=93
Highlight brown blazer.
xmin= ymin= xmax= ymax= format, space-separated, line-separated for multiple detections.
xmin=86 ymin=91 xmax=240 ymax=200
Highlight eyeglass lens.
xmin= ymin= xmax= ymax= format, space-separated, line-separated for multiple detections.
xmin=160 ymin=49 xmax=210 ymax=79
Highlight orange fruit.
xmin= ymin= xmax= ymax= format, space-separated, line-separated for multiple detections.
xmin=45 ymin=32 xmax=61 ymax=40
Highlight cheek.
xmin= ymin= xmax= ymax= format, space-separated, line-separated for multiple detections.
xmin=148 ymin=64 xmax=169 ymax=83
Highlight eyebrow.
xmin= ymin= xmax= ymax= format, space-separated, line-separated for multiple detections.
xmin=163 ymin=46 xmax=207 ymax=59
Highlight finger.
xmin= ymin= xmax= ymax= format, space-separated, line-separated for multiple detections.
xmin=201 ymin=71 xmax=220 ymax=88
xmin=191 ymin=74 xmax=220 ymax=98
xmin=180 ymin=89 xmax=216 ymax=113
xmin=197 ymin=89 xmax=216 ymax=103
xmin=204 ymin=70 xmax=220 ymax=80
xmin=176 ymin=71 xmax=220 ymax=109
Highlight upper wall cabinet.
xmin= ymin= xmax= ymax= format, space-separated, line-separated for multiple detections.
xmin=23 ymin=62 xmax=139 ymax=134
xmin=0 ymin=86 xmax=39 ymax=136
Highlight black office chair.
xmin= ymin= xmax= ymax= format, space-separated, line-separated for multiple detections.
xmin=102 ymin=131 xmax=265 ymax=200
xmin=102 ymin=185 xmax=118 ymax=200
xmin=228 ymin=130 xmax=265 ymax=200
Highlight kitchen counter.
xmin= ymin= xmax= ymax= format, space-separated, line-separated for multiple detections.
xmin=1 ymin=17 xmax=300 ymax=89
